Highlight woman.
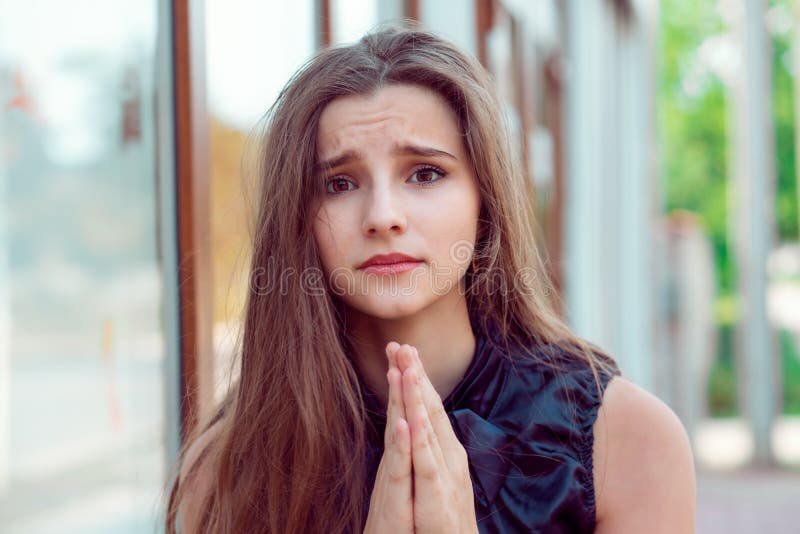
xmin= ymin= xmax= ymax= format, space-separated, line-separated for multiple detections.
xmin=165 ymin=23 xmax=696 ymax=533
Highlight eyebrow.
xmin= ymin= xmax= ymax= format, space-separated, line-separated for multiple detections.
xmin=315 ymin=143 xmax=458 ymax=173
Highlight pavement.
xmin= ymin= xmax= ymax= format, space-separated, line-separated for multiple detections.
xmin=694 ymin=417 xmax=800 ymax=533
xmin=697 ymin=468 xmax=800 ymax=533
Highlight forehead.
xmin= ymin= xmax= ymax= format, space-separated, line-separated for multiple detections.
xmin=317 ymin=84 xmax=463 ymax=157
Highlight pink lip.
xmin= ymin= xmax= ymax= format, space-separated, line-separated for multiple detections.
xmin=358 ymin=252 xmax=423 ymax=272
xmin=361 ymin=261 xmax=423 ymax=275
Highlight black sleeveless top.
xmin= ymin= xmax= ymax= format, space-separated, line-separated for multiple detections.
xmin=358 ymin=322 xmax=620 ymax=533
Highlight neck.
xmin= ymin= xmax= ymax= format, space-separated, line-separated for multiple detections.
xmin=345 ymin=289 xmax=476 ymax=409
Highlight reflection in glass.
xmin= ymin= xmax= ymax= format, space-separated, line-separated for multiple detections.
xmin=0 ymin=1 xmax=166 ymax=532
xmin=205 ymin=0 xmax=316 ymax=403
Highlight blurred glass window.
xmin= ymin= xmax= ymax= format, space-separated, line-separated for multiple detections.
xmin=204 ymin=0 xmax=316 ymax=403
xmin=0 ymin=1 xmax=167 ymax=532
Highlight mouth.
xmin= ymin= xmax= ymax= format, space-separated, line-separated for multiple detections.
xmin=357 ymin=252 xmax=424 ymax=274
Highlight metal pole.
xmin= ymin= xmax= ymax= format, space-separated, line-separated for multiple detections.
xmin=157 ymin=0 xmax=183 ymax=468
xmin=735 ymin=0 xmax=778 ymax=466
xmin=564 ymin=0 xmax=608 ymax=349
xmin=617 ymin=3 xmax=657 ymax=393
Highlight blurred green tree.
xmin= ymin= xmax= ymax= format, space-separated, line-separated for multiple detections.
xmin=658 ymin=0 xmax=800 ymax=416
xmin=771 ymin=3 xmax=799 ymax=243
xmin=658 ymin=0 xmax=733 ymax=294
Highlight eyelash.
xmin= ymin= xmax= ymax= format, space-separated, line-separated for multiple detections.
xmin=325 ymin=165 xmax=448 ymax=195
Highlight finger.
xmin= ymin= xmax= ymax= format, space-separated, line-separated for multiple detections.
xmin=380 ymin=416 xmax=412 ymax=521
xmin=386 ymin=415 xmax=412 ymax=485
xmin=383 ymin=342 xmax=402 ymax=446
xmin=384 ymin=366 xmax=405 ymax=447
xmin=386 ymin=341 xmax=401 ymax=369
xmin=396 ymin=345 xmax=458 ymax=454
xmin=371 ymin=414 xmax=412 ymax=528
xmin=395 ymin=344 xmax=413 ymax=372
xmin=405 ymin=347 xmax=462 ymax=456
xmin=403 ymin=367 xmax=447 ymax=476
xmin=398 ymin=346 xmax=437 ymax=405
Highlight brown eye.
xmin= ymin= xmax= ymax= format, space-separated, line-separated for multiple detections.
xmin=409 ymin=166 xmax=446 ymax=186
xmin=327 ymin=177 xmax=355 ymax=194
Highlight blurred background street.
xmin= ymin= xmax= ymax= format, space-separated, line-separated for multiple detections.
xmin=1 ymin=0 xmax=799 ymax=532
xmin=697 ymin=469 xmax=800 ymax=533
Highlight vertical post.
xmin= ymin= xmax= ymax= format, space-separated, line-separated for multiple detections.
xmin=0 ymin=133 xmax=8 ymax=494
xmin=317 ymin=0 xmax=332 ymax=48
xmin=564 ymin=0 xmax=610 ymax=348
xmin=616 ymin=3 xmax=656 ymax=393
xmin=173 ymin=0 xmax=214 ymax=442
xmin=403 ymin=0 xmax=419 ymax=21
xmin=734 ymin=0 xmax=778 ymax=466
xmin=157 ymin=0 xmax=182 ymax=466
xmin=476 ymin=0 xmax=494 ymax=68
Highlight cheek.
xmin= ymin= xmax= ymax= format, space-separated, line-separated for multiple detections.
xmin=311 ymin=209 xmax=335 ymax=270
xmin=312 ymin=204 xmax=352 ymax=271
xmin=429 ymin=188 xmax=480 ymax=261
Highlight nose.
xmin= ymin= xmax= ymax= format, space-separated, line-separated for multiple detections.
xmin=362 ymin=183 xmax=407 ymax=237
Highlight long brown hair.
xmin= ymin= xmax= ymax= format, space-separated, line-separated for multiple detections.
xmin=165 ymin=21 xmax=617 ymax=534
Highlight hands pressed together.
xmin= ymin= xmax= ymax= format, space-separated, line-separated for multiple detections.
xmin=363 ymin=342 xmax=479 ymax=534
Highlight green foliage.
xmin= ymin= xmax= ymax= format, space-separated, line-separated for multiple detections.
xmin=706 ymin=327 xmax=800 ymax=417
xmin=660 ymin=0 xmax=800 ymax=416
xmin=772 ymin=29 xmax=800 ymax=242
xmin=781 ymin=328 xmax=800 ymax=414
xmin=707 ymin=325 xmax=739 ymax=417
xmin=658 ymin=0 xmax=735 ymax=293
xmin=659 ymin=0 xmax=800 ymax=293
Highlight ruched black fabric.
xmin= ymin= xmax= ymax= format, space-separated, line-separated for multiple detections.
xmin=358 ymin=321 xmax=620 ymax=533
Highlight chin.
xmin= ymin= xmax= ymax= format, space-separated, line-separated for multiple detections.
xmin=344 ymin=292 xmax=431 ymax=320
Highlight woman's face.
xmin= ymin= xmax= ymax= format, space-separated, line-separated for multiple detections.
xmin=312 ymin=83 xmax=481 ymax=319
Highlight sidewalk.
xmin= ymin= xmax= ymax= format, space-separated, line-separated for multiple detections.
xmin=697 ymin=468 xmax=800 ymax=533
xmin=694 ymin=417 xmax=800 ymax=533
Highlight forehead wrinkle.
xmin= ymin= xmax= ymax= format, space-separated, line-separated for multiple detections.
xmin=320 ymin=126 xmax=408 ymax=171
xmin=321 ymin=113 xmax=456 ymax=154
xmin=317 ymin=85 xmax=465 ymax=164
xmin=321 ymin=112 xmax=403 ymax=152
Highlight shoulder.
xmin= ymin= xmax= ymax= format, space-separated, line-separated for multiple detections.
xmin=592 ymin=376 xmax=696 ymax=533
xmin=178 ymin=421 xmax=224 ymax=533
